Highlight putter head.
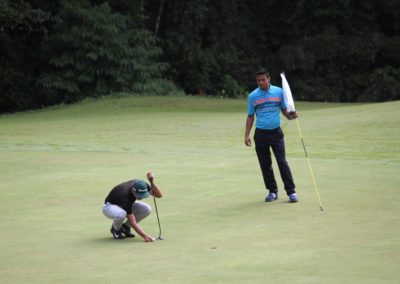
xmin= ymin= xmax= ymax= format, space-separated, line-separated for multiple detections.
xmin=156 ymin=236 xmax=164 ymax=240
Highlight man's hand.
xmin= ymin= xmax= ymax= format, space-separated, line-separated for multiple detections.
xmin=127 ymin=214 xmax=154 ymax=242
xmin=144 ymin=235 xmax=155 ymax=242
xmin=245 ymin=136 xmax=252 ymax=147
xmin=287 ymin=111 xmax=298 ymax=120
xmin=147 ymin=170 xmax=154 ymax=182
xmin=147 ymin=170 xmax=162 ymax=198
xmin=245 ymin=115 xmax=254 ymax=147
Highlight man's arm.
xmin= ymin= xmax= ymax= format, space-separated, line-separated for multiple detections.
xmin=147 ymin=170 xmax=162 ymax=198
xmin=245 ymin=115 xmax=254 ymax=146
xmin=127 ymin=213 xmax=154 ymax=242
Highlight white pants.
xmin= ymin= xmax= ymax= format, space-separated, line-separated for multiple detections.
xmin=102 ymin=201 xmax=151 ymax=230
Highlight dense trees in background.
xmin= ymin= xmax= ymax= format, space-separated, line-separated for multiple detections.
xmin=1 ymin=0 xmax=399 ymax=112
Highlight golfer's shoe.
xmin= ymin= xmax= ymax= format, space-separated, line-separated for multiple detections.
xmin=110 ymin=226 xmax=125 ymax=239
xmin=265 ymin=192 xmax=278 ymax=202
xmin=121 ymin=223 xmax=135 ymax=238
xmin=289 ymin=193 xmax=299 ymax=203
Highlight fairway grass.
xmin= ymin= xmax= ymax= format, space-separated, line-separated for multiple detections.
xmin=0 ymin=96 xmax=399 ymax=284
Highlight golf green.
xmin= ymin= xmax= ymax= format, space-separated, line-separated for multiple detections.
xmin=0 ymin=96 xmax=399 ymax=283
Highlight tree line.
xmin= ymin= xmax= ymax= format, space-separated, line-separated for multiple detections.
xmin=1 ymin=0 xmax=399 ymax=112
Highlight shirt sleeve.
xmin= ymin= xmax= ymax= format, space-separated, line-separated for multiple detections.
xmin=125 ymin=205 xmax=133 ymax=215
xmin=247 ymin=95 xmax=255 ymax=115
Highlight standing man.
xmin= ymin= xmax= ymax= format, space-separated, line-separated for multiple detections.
xmin=102 ymin=170 xmax=163 ymax=241
xmin=245 ymin=68 xmax=299 ymax=203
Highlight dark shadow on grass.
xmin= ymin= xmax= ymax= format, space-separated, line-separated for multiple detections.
xmin=223 ymin=199 xmax=280 ymax=212
xmin=87 ymin=236 xmax=143 ymax=246
xmin=222 ymin=198 xmax=300 ymax=214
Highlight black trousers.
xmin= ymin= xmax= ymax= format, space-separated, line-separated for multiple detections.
xmin=254 ymin=127 xmax=296 ymax=196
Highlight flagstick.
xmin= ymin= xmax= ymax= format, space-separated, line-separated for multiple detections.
xmin=295 ymin=117 xmax=324 ymax=211
xmin=281 ymin=72 xmax=323 ymax=211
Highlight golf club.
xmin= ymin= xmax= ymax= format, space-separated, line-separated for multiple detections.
xmin=153 ymin=196 xmax=164 ymax=240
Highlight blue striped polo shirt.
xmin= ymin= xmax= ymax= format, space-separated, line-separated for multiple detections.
xmin=247 ymin=84 xmax=287 ymax=130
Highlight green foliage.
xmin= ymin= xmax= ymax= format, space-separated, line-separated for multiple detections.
xmin=269 ymin=0 xmax=400 ymax=102
xmin=38 ymin=1 xmax=166 ymax=102
xmin=155 ymin=0 xmax=399 ymax=102
xmin=359 ymin=66 xmax=400 ymax=102
xmin=0 ymin=0 xmax=53 ymax=112
xmin=131 ymin=79 xmax=184 ymax=96
xmin=218 ymin=75 xmax=247 ymax=99
xmin=160 ymin=0 xmax=252 ymax=96
xmin=1 ymin=0 xmax=400 ymax=112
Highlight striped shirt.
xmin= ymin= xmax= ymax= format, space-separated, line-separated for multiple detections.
xmin=247 ymin=85 xmax=287 ymax=130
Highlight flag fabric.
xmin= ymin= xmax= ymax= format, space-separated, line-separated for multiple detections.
xmin=280 ymin=72 xmax=296 ymax=112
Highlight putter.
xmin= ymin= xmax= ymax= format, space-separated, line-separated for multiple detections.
xmin=153 ymin=196 xmax=164 ymax=240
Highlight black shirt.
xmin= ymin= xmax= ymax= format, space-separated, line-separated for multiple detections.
xmin=104 ymin=180 xmax=137 ymax=214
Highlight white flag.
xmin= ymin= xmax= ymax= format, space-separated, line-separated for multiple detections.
xmin=280 ymin=72 xmax=296 ymax=112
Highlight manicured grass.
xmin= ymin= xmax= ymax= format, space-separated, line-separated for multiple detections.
xmin=0 ymin=96 xmax=399 ymax=283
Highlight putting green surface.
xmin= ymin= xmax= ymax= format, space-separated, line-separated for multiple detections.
xmin=0 ymin=96 xmax=399 ymax=283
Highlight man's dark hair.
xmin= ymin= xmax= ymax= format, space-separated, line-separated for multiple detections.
xmin=256 ymin=67 xmax=270 ymax=76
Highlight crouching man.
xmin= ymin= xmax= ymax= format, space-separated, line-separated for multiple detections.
xmin=102 ymin=170 xmax=162 ymax=242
